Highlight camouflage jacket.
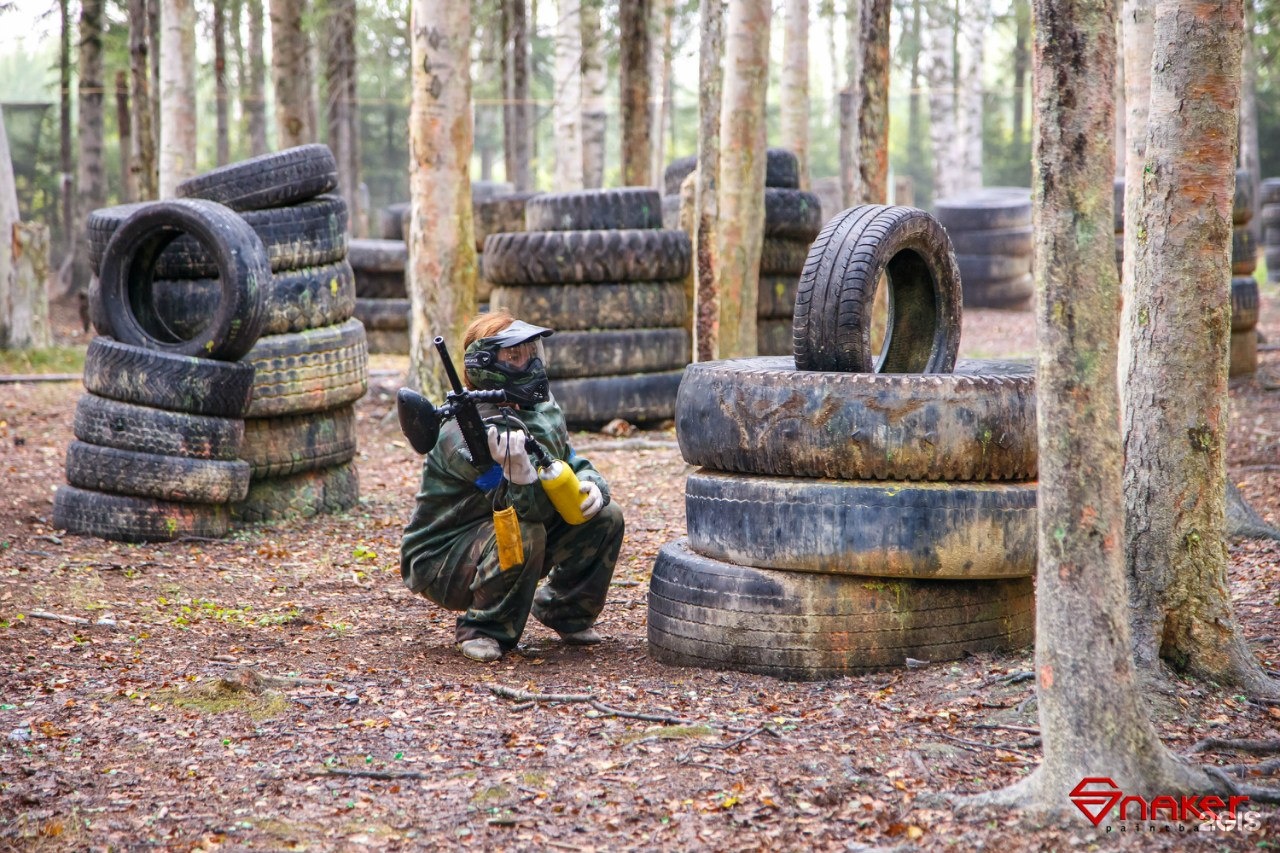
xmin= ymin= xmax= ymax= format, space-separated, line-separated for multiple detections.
xmin=400 ymin=396 xmax=611 ymax=593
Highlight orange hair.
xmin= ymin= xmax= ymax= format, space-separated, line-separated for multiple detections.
xmin=460 ymin=310 xmax=515 ymax=388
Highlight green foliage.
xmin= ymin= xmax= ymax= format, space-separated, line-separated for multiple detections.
xmin=0 ymin=345 xmax=85 ymax=376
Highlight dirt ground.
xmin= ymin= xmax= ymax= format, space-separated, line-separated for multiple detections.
xmin=1 ymin=289 xmax=1278 ymax=852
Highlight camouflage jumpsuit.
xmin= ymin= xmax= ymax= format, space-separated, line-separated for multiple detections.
xmin=400 ymin=397 xmax=624 ymax=648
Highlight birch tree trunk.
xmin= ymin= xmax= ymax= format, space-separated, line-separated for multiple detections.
xmin=74 ymin=0 xmax=106 ymax=293
xmin=619 ymin=0 xmax=652 ymax=186
xmin=553 ymin=0 xmax=584 ymax=189
xmin=271 ymin=0 xmax=316 ymax=148
xmin=246 ymin=0 xmax=270 ymax=155
xmin=693 ymin=0 xmax=725 ymax=361
xmin=580 ymin=0 xmax=607 ymax=188
xmin=323 ymin=0 xmax=361 ymax=233
xmin=116 ymin=72 xmax=135 ymax=201
xmin=1119 ymin=0 xmax=1153 ymax=291
xmin=129 ymin=0 xmax=158 ymax=199
xmin=1238 ymin=0 xmax=1260 ymax=242
xmin=214 ymin=0 xmax=230 ymax=166
xmin=954 ymin=0 xmax=987 ymax=191
xmin=859 ymin=0 xmax=891 ymax=202
xmin=714 ymin=0 xmax=769 ymax=359
xmin=923 ymin=0 xmax=957 ymax=202
xmin=781 ymin=0 xmax=811 ymax=189
xmin=649 ymin=0 xmax=675 ymax=189
xmin=0 ymin=105 xmax=17 ymax=345
xmin=159 ymin=0 xmax=198 ymax=197
xmin=408 ymin=0 xmax=477 ymax=400
xmin=966 ymin=0 xmax=1221 ymax=811
xmin=839 ymin=0 xmax=863 ymax=207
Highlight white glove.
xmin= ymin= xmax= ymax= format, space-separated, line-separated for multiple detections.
xmin=486 ymin=425 xmax=538 ymax=485
xmin=578 ymin=481 xmax=604 ymax=519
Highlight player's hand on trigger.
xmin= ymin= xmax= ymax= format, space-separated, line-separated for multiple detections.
xmin=579 ymin=481 xmax=604 ymax=519
xmin=486 ymin=425 xmax=537 ymax=485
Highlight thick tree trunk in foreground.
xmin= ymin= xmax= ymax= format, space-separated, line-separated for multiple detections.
xmin=1120 ymin=0 xmax=1273 ymax=695
xmin=74 ymin=0 xmax=106 ymax=294
xmin=128 ymin=0 xmax=157 ymax=199
xmin=839 ymin=0 xmax=862 ymax=207
xmin=713 ymin=0 xmax=768 ymax=359
xmin=408 ymin=0 xmax=477 ymax=400
xmin=214 ymin=0 xmax=230 ymax=166
xmin=858 ymin=0 xmax=890 ymax=202
xmin=781 ymin=0 xmax=810 ymax=189
xmin=955 ymin=0 xmax=987 ymax=191
xmin=580 ymin=0 xmax=607 ymax=188
xmin=693 ymin=0 xmax=725 ymax=361
xmin=553 ymin=0 xmax=584 ymax=189
xmin=246 ymin=0 xmax=270 ymax=156
xmin=924 ymin=0 xmax=957 ymax=202
xmin=271 ymin=0 xmax=316 ymax=148
xmin=323 ymin=0 xmax=361 ymax=232
xmin=159 ymin=0 xmax=198 ymax=196
xmin=619 ymin=0 xmax=652 ymax=186
xmin=1120 ymin=0 xmax=1154 ymax=288
xmin=965 ymin=0 xmax=1215 ymax=813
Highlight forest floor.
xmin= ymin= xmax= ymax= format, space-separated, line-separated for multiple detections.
xmin=1 ymin=284 xmax=1279 ymax=852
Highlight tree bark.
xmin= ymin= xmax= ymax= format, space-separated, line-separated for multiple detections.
xmin=408 ymin=0 xmax=478 ymax=400
xmin=781 ymin=0 xmax=810 ymax=189
xmin=8 ymin=223 xmax=53 ymax=350
xmin=159 ymin=0 xmax=198 ymax=197
xmin=713 ymin=0 xmax=769 ymax=359
xmin=553 ymin=0 xmax=584 ymax=189
xmin=58 ymin=0 xmax=72 ymax=257
xmin=1012 ymin=0 xmax=1029 ymax=163
xmin=502 ymin=0 xmax=533 ymax=191
xmin=150 ymin=0 xmax=161 ymax=154
xmin=619 ymin=0 xmax=652 ymax=186
xmin=74 ymin=0 xmax=106 ymax=294
xmin=1238 ymin=0 xmax=1261 ymax=243
xmin=0 ymin=105 xmax=18 ymax=346
xmin=905 ymin=0 xmax=923 ymax=195
xmin=271 ymin=0 xmax=316 ymax=148
xmin=580 ymin=0 xmax=607 ymax=188
xmin=693 ymin=0 xmax=725 ymax=362
xmin=966 ymin=0 xmax=1218 ymax=811
xmin=1121 ymin=0 xmax=1272 ymax=695
xmin=1120 ymin=0 xmax=1154 ymax=289
xmin=954 ymin=0 xmax=987 ymax=192
xmin=924 ymin=0 xmax=956 ymax=203
xmin=214 ymin=0 xmax=230 ymax=166
xmin=323 ymin=0 xmax=361 ymax=234
xmin=116 ymin=71 xmax=135 ymax=201
xmin=839 ymin=0 xmax=863 ymax=207
xmin=246 ymin=0 xmax=270 ymax=156
xmin=129 ymin=0 xmax=158 ymax=199
xmin=649 ymin=0 xmax=675 ymax=189
xmin=858 ymin=0 xmax=890 ymax=202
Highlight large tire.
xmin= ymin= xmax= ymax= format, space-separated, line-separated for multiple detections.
xmin=482 ymin=230 xmax=691 ymax=284
xmin=1230 ymin=329 xmax=1257 ymax=378
xmin=757 ymin=275 xmax=798 ymax=319
xmin=794 ymin=205 xmax=962 ymax=373
xmin=231 ymin=461 xmax=359 ymax=524
xmin=760 ymin=238 xmax=813 ymax=275
xmin=1260 ymin=178 xmax=1280 ymax=207
xmin=89 ymin=195 xmax=348 ymax=279
xmin=662 ymin=149 xmax=801 ymax=196
xmin=685 ymin=470 xmax=1036 ymax=580
xmin=73 ymin=393 xmax=244 ymax=460
xmin=474 ymin=192 xmax=538 ymax=249
xmin=1232 ymin=276 xmax=1259 ymax=332
xmin=53 ymin=485 xmax=230 ymax=543
xmin=933 ymin=187 xmax=1032 ymax=232
xmin=543 ymin=328 xmax=689 ymax=379
xmin=647 ymin=539 xmax=1034 ymax=680
xmin=354 ymin=269 xmax=406 ymax=299
xmin=490 ymin=281 xmax=687 ymax=330
xmin=676 ymin=356 xmax=1036 ymax=479
xmin=661 ymin=194 xmax=682 ymax=231
xmin=756 ymin=318 xmax=792 ymax=356
xmin=175 ymin=144 xmax=338 ymax=211
xmin=94 ymin=199 xmax=270 ymax=362
xmin=551 ymin=371 xmax=683 ymax=427
xmin=956 ymin=252 xmax=1032 ymax=283
xmin=354 ymin=297 xmax=409 ymax=330
xmin=473 ymin=180 xmax=515 ymax=200
xmin=525 ymin=189 xmax=662 ymax=232
xmin=945 ymin=225 xmax=1034 ymax=257
xmin=963 ymin=274 xmax=1035 ymax=310
xmin=1234 ymin=168 xmax=1255 ymax=226
xmin=348 ymin=238 xmax=407 ymax=273
xmin=763 ymin=189 xmax=823 ymax=240
xmin=151 ymin=260 xmax=356 ymax=339
xmin=243 ymin=319 xmax=369 ymax=417
xmin=382 ymin=202 xmax=411 ymax=240
xmin=65 ymin=441 xmax=251 ymax=504
xmin=83 ymin=337 xmax=256 ymax=418
xmin=241 ymin=406 xmax=358 ymax=480
xmin=1232 ymin=227 xmax=1258 ymax=275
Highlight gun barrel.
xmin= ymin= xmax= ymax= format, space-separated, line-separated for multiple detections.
xmin=434 ymin=336 xmax=466 ymax=394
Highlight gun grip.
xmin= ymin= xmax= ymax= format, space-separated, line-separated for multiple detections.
xmin=396 ymin=388 xmax=442 ymax=455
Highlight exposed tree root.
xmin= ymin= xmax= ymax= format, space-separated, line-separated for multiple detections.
xmin=1188 ymin=737 xmax=1280 ymax=756
xmin=1226 ymin=479 xmax=1280 ymax=541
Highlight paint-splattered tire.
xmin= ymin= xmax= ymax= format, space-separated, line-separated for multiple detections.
xmin=82 ymin=337 xmax=256 ymax=418
xmin=175 ymin=144 xmax=338 ymax=211
xmin=53 ymin=485 xmax=230 ymax=543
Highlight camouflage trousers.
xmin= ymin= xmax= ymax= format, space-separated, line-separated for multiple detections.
xmin=419 ymin=502 xmax=624 ymax=648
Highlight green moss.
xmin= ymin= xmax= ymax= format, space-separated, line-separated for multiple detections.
xmin=0 ymin=345 xmax=85 ymax=375
xmin=152 ymin=679 xmax=288 ymax=721
xmin=472 ymin=784 xmax=510 ymax=803
xmin=616 ymin=724 xmax=717 ymax=744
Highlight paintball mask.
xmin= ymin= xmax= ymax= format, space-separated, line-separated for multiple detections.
xmin=464 ymin=320 xmax=555 ymax=407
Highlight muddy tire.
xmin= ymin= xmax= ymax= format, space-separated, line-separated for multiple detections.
xmin=1230 ymin=329 xmax=1258 ymax=378
xmin=1260 ymin=179 xmax=1280 ymax=207
xmin=365 ymin=328 xmax=410 ymax=354
xmin=53 ymin=485 xmax=230 ymax=542
xmin=243 ymin=319 xmax=369 ymax=417
xmin=474 ymin=192 xmax=538 ymax=249
xmin=176 ymin=144 xmax=338 ymax=211
xmin=552 ymin=370 xmax=684 ymax=427
xmin=490 ymin=281 xmax=687 ymax=330
xmin=763 ymin=189 xmax=823 ymax=240
xmin=1232 ymin=227 xmax=1258 ymax=275
xmin=945 ymin=225 xmax=1034 ymax=257
xmin=956 ymin=252 xmax=1032 ymax=282
xmin=348 ymin=238 xmax=407 ymax=273
xmin=662 ymin=148 xmax=801 ymax=196
xmin=231 ymin=461 xmax=359 ymax=524
xmin=934 ymin=187 xmax=1032 ymax=232
xmin=354 ymin=298 xmax=409 ymax=331
xmin=794 ymin=205 xmax=962 ymax=373
xmin=83 ymin=337 xmax=256 ymax=418
xmin=544 ymin=328 xmax=689 ymax=379
xmin=676 ymin=356 xmax=1036 ymax=480
xmin=65 ymin=440 xmax=250 ymax=504
xmin=526 ymin=189 xmax=662 ymax=232
xmin=354 ymin=269 xmax=405 ymax=299
xmin=757 ymin=275 xmax=798 ymax=319
xmin=647 ymin=539 xmax=1035 ymax=680
xmin=382 ymin=202 xmax=411 ymax=240
xmin=962 ymin=274 xmax=1035 ymax=310
xmin=241 ymin=406 xmax=358 ymax=480
xmin=760 ymin=238 xmax=813 ymax=275
xmin=73 ymin=393 xmax=244 ymax=460
xmin=1234 ymin=169 xmax=1255 ymax=225
xmin=482 ymin=230 xmax=691 ymax=284
xmin=756 ymin=318 xmax=792 ymax=356
xmin=1232 ymin=277 xmax=1259 ymax=332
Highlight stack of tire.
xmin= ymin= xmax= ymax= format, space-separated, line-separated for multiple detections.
xmin=1263 ymin=177 xmax=1280 ymax=285
xmin=380 ymin=181 xmax=515 ymax=240
xmin=650 ymin=205 xmax=1037 ymax=680
xmin=660 ymin=149 xmax=823 ymax=355
xmin=484 ymin=188 xmax=691 ymax=427
xmin=934 ymin=187 xmax=1034 ymax=310
xmin=1230 ymin=171 xmax=1260 ymax=378
xmin=56 ymin=200 xmax=267 ymax=542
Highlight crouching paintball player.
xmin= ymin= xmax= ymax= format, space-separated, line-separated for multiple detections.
xmin=398 ymin=311 xmax=625 ymax=662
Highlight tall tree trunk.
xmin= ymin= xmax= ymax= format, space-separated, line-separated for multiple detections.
xmin=408 ymin=0 xmax=477 ymax=400
xmin=580 ymin=0 xmax=607 ymax=188
xmin=839 ymin=0 xmax=862 ymax=207
xmin=1121 ymin=0 xmax=1273 ymax=695
xmin=649 ymin=0 xmax=675 ymax=188
xmin=781 ymin=0 xmax=810 ymax=189
xmin=159 ymin=0 xmax=198 ymax=197
xmin=1120 ymin=0 xmax=1154 ymax=290
xmin=323 ymin=0 xmax=361 ymax=233
xmin=73 ymin=0 xmax=106 ymax=295
xmin=58 ymin=0 xmax=72 ymax=260
xmin=954 ymin=0 xmax=987 ymax=191
xmin=129 ymin=0 xmax=158 ymax=199
xmin=553 ymin=0 xmax=584 ymax=189
xmin=271 ymin=0 xmax=316 ymax=148
xmin=0 ymin=106 xmax=18 ymax=346
xmin=149 ymin=0 xmax=161 ymax=149
xmin=503 ymin=0 xmax=533 ymax=190
xmin=117 ymin=71 xmax=135 ymax=201
xmin=923 ymin=0 xmax=956 ymax=203
xmin=966 ymin=0 xmax=1222 ymax=812
xmin=906 ymin=0 xmax=923 ymax=195
xmin=619 ymin=0 xmax=652 ymax=186
xmin=246 ymin=0 xmax=270 ymax=155
xmin=693 ymin=0 xmax=725 ymax=361
xmin=214 ymin=0 xmax=230 ymax=166
xmin=1239 ymin=0 xmax=1261 ymax=243
xmin=231 ymin=0 xmax=244 ymax=159
xmin=858 ymin=0 xmax=890 ymax=202
xmin=1012 ymin=0 xmax=1029 ymax=163
xmin=714 ymin=0 xmax=768 ymax=358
